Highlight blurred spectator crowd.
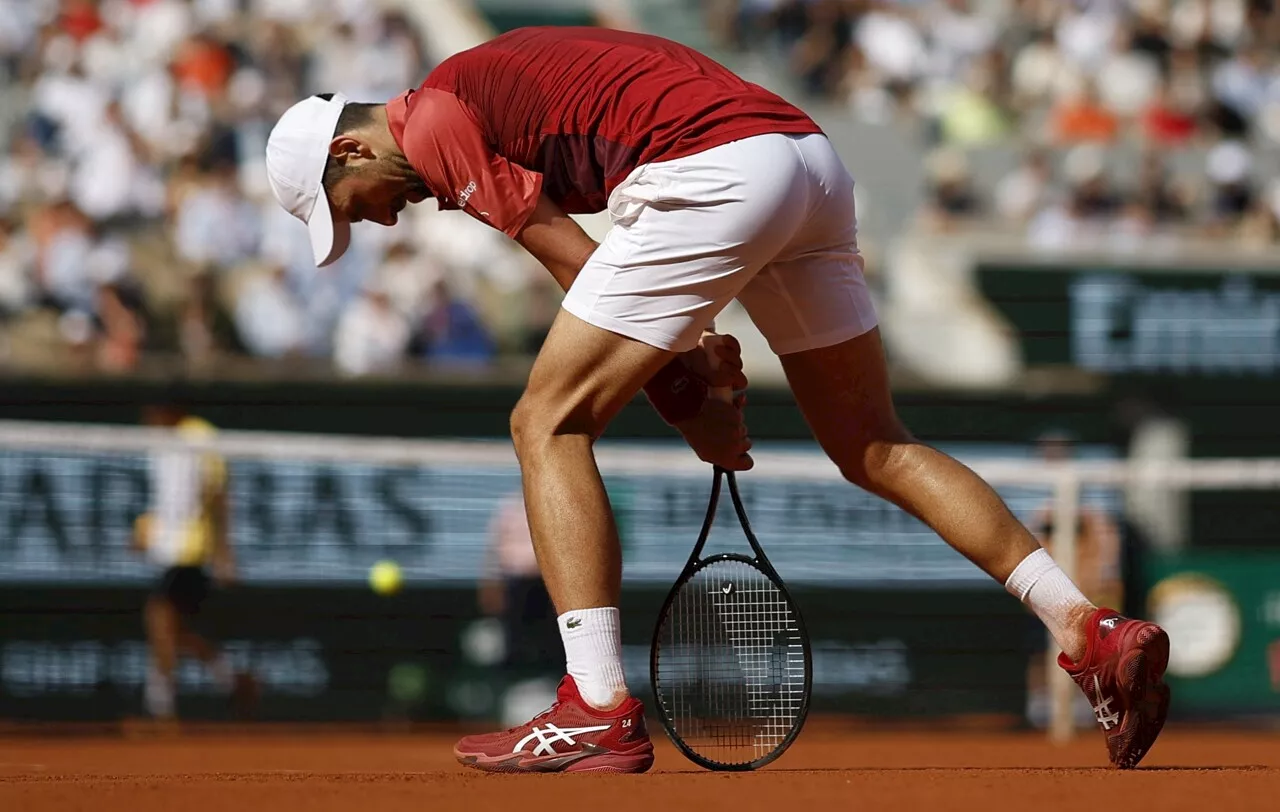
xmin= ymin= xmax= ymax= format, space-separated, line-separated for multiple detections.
xmin=9 ymin=1 xmax=1280 ymax=377
xmin=0 ymin=0 xmax=555 ymax=377
xmin=710 ymin=0 xmax=1280 ymax=247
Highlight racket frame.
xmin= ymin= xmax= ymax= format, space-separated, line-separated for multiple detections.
xmin=649 ymin=465 xmax=814 ymax=772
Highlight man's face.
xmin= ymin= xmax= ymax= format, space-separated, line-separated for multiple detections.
xmin=325 ymin=139 xmax=428 ymax=228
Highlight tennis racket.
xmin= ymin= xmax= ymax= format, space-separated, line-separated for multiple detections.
xmin=649 ymin=464 xmax=813 ymax=771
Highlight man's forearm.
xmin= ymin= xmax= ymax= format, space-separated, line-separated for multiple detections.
xmin=516 ymin=195 xmax=600 ymax=293
xmin=543 ymin=238 xmax=598 ymax=293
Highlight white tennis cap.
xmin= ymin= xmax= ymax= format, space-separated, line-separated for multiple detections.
xmin=266 ymin=92 xmax=352 ymax=267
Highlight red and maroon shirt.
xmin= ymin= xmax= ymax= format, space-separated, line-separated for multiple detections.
xmin=385 ymin=27 xmax=822 ymax=238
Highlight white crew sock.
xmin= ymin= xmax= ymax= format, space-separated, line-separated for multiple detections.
xmin=1005 ymin=548 xmax=1095 ymax=662
xmin=145 ymin=666 xmax=175 ymax=719
xmin=558 ymin=607 xmax=628 ymax=710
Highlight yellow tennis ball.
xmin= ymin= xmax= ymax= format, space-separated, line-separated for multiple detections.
xmin=369 ymin=560 xmax=403 ymax=595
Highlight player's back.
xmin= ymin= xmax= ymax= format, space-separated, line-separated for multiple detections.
xmin=422 ymin=27 xmax=820 ymax=212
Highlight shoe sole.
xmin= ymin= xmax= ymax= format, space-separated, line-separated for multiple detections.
xmin=454 ymin=745 xmax=655 ymax=774
xmin=1111 ymin=624 xmax=1171 ymax=769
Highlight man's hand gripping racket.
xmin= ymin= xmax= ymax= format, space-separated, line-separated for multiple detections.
xmin=643 ymin=332 xmax=753 ymax=471
xmin=648 ymin=333 xmax=813 ymax=771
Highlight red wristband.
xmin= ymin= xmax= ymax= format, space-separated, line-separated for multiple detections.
xmin=642 ymin=357 xmax=708 ymax=425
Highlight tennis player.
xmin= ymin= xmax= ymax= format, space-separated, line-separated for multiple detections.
xmin=266 ymin=27 xmax=1170 ymax=772
xmin=134 ymin=400 xmax=256 ymax=721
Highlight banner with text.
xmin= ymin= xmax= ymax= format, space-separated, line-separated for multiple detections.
xmin=0 ymin=585 xmax=1030 ymax=723
xmin=0 ymin=445 xmax=1117 ymax=587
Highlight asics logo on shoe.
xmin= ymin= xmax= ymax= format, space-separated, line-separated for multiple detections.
xmin=514 ymin=723 xmax=611 ymax=757
xmin=1092 ymin=674 xmax=1120 ymax=731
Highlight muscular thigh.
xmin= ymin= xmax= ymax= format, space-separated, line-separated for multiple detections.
xmin=779 ymin=328 xmax=910 ymax=468
xmin=519 ymin=307 xmax=673 ymax=437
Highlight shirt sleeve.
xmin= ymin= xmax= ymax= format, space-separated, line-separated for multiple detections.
xmin=399 ymin=89 xmax=543 ymax=239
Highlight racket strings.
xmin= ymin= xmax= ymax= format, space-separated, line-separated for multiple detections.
xmin=656 ymin=558 xmax=806 ymax=767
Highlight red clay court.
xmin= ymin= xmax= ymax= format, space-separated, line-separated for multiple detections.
xmin=1 ymin=726 xmax=1276 ymax=812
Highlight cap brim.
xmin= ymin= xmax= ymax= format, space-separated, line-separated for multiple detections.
xmin=307 ymin=191 xmax=351 ymax=267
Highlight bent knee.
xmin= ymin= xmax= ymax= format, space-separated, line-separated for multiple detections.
xmin=510 ymin=392 xmax=598 ymax=455
xmin=834 ymin=422 xmax=921 ymax=490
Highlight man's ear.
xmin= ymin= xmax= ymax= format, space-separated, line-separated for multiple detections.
xmin=328 ymin=135 xmax=375 ymax=164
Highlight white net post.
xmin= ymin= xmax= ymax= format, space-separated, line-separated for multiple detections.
xmin=1047 ymin=470 xmax=1080 ymax=745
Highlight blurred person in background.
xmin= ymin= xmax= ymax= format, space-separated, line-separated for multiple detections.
xmin=933 ymin=55 xmax=1011 ymax=146
xmin=67 ymin=100 xmax=162 ymax=226
xmin=1129 ymin=0 xmax=1173 ymax=73
xmin=1209 ymin=43 xmax=1270 ymax=137
xmin=920 ymin=147 xmax=985 ymax=231
xmin=1237 ymin=181 xmax=1280 ymax=244
xmin=1009 ymin=27 xmax=1069 ymax=112
xmin=1166 ymin=45 xmax=1211 ymax=117
xmin=233 ymin=264 xmax=305 ymax=359
xmin=853 ymin=3 xmax=929 ymax=99
xmin=0 ymin=0 xmax=45 ymax=79
xmin=1068 ymin=149 xmax=1123 ymax=220
xmin=1054 ymin=0 xmax=1121 ymax=75
xmin=376 ymin=238 xmax=438 ymax=323
xmin=994 ymin=148 xmax=1053 ymax=225
xmin=175 ymin=271 xmax=243 ymax=365
xmin=479 ymin=490 xmax=557 ymax=675
xmin=1134 ymin=152 xmax=1191 ymax=226
xmin=929 ymin=0 xmax=999 ymax=81
xmin=1028 ymin=145 xmax=1122 ymax=248
xmin=333 ymin=276 xmax=410 ymax=377
xmin=0 ymin=216 xmax=34 ymax=318
xmin=1094 ymin=24 xmax=1161 ymax=125
xmin=172 ymin=158 xmax=261 ymax=272
xmin=93 ymin=279 xmax=148 ymax=371
xmin=1140 ymin=78 xmax=1201 ymax=146
xmin=133 ymin=397 xmax=256 ymax=722
xmin=417 ymin=279 xmax=495 ymax=369
xmin=34 ymin=200 xmax=124 ymax=314
xmin=310 ymin=11 xmax=427 ymax=104
xmin=1204 ymin=139 xmax=1256 ymax=236
xmin=0 ymin=134 xmax=70 ymax=216
xmin=1050 ymin=78 xmax=1120 ymax=143
xmin=1109 ymin=198 xmax=1159 ymax=253
xmin=788 ymin=0 xmax=855 ymax=98
xmin=26 ymin=201 xmax=151 ymax=370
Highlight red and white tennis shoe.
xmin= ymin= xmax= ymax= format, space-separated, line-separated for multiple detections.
xmin=1060 ymin=607 xmax=1171 ymax=768
xmin=454 ymin=676 xmax=654 ymax=773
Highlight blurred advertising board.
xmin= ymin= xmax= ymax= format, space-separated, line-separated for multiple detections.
xmin=976 ymin=263 xmax=1280 ymax=377
xmin=1145 ymin=551 xmax=1280 ymax=717
xmin=0 ymin=585 xmax=1029 ymax=723
xmin=0 ymin=444 xmax=1115 ymax=587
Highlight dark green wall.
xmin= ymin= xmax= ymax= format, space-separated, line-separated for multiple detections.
xmin=0 ymin=376 xmax=1119 ymax=444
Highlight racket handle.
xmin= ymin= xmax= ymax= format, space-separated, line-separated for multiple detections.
xmin=700 ymin=333 xmax=734 ymax=404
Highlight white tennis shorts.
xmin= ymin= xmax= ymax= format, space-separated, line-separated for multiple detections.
xmin=561 ymin=132 xmax=877 ymax=355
